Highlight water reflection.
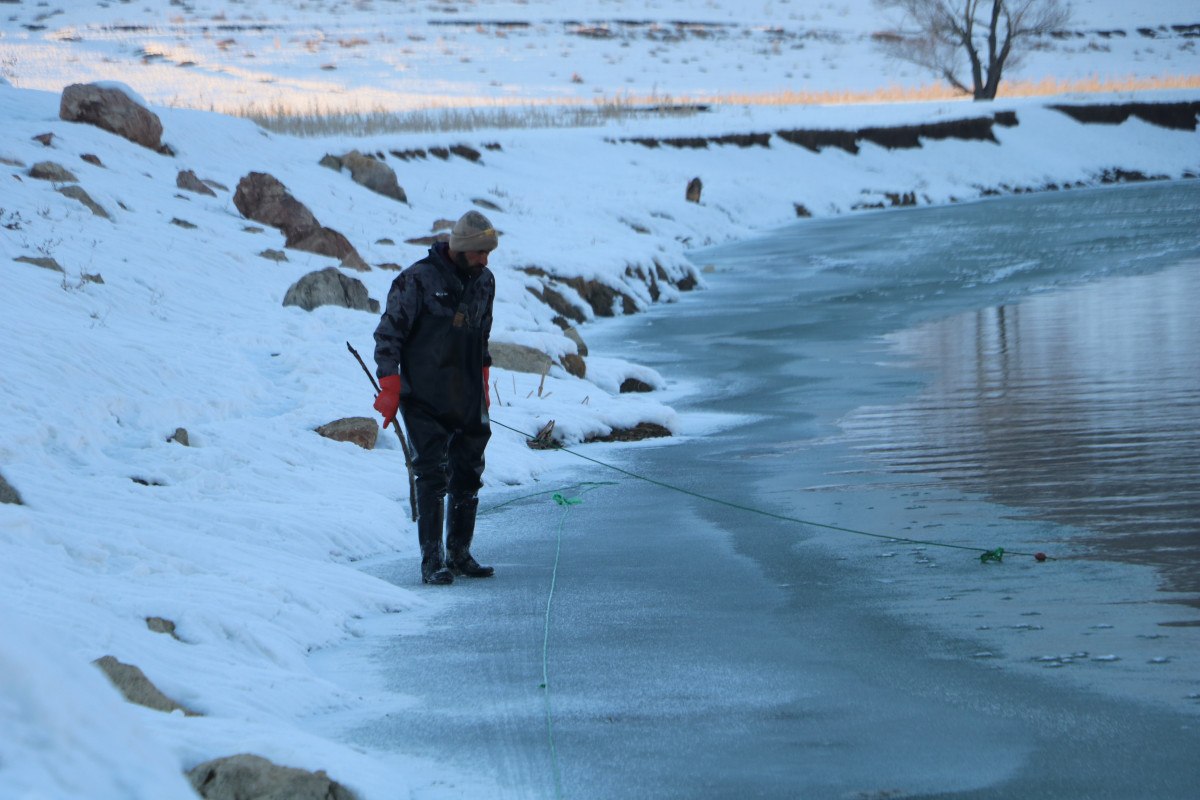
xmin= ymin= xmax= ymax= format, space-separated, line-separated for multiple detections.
xmin=843 ymin=261 xmax=1200 ymax=598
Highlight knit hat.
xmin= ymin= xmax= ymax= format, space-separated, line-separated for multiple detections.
xmin=449 ymin=210 xmax=498 ymax=252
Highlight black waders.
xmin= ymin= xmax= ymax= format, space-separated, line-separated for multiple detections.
xmin=446 ymin=494 xmax=494 ymax=578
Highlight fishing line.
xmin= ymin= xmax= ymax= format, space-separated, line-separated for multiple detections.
xmin=490 ymin=418 xmax=1053 ymax=563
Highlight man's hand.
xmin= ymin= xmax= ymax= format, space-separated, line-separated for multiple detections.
xmin=374 ymin=374 xmax=402 ymax=428
xmin=483 ymin=366 xmax=491 ymax=408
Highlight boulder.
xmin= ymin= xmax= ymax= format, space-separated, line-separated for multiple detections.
xmin=285 ymin=225 xmax=370 ymax=271
xmin=59 ymin=83 xmax=165 ymax=152
xmin=57 ymin=185 xmax=110 ymax=218
xmin=315 ymin=417 xmax=378 ymax=450
xmin=620 ymin=377 xmax=654 ymax=393
xmin=233 ymin=172 xmax=319 ymax=234
xmin=0 ymin=470 xmax=23 ymax=505
xmin=685 ymin=176 xmax=702 ymax=203
xmin=92 ymin=655 xmax=199 ymax=715
xmin=337 ymin=150 xmax=407 ymax=202
xmin=282 ymin=267 xmax=375 ymax=312
xmin=234 ymin=172 xmax=368 ymax=269
xmin=489 ymin=342 xmax=553 ymax=375
xmin=28 ymin=161 xmax=78 ymax=183
xmin=186 ymin=754 xmax=356 ymax=800
xmin=177 ymin=169 xmax=218 ymax=196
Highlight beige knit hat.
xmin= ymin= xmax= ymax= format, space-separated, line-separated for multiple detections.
xmin=449 ymin=210 xmax=499 ymax=252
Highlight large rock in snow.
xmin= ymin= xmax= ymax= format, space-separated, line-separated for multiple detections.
xmin=59 ymin=83 xmax=165 ymax=152
xmin=234 ymin=172 xmax=368 ymax=269
xmin=324 ymin=150 xmax=407 ymax=203
xmin=233 ymin=172 xmax=318 ymax=233
xmin=282 ymin=267 xmax=376 ymax=312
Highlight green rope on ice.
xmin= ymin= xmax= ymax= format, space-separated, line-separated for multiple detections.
xmin=980 ymin=547 xmax=1005 ymax=564
xmin=480 ymin=481 xmax=617 ymax=515
xmin=538 ymin=482 xmax=605 ymax=800
xmin=490 ymin=418 xmax=1055 ymax=563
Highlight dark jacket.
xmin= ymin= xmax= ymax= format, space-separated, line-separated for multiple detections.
xmin=373 ymin=243 xmax=494 ymax=423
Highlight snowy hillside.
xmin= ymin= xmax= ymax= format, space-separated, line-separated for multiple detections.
xmin=1 ymin=0 xmax=1199 ymax=797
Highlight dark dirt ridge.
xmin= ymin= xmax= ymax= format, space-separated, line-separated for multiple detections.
xmin=612 ymin=101 xmax=1200 ymax=154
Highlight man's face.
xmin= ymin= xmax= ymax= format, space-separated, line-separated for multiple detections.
xmin=456 ymin=249 xmax=491 ymax=273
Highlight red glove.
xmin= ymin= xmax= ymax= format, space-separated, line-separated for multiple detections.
xmin=374 ymin=374 xmax=401 ymax=429
xmin=483 ymin=366 xmax=491 ymax=408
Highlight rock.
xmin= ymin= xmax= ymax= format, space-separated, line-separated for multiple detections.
xmin=259 ymin=249 xmax=288 ymax=262
xmin=80 ymin=153 xmax=104 ymax=167
xmin=336 ymin=150 xmax=407 ymax=203
xmin=284 ymin=225 xmax=370 ymax=271
xmin=489 ymin=342 xmax=553 ymax=375
xmin=233 ymin=172 xmax=319 ymax=234
xmin=315 ymin=417 xmax=378 ymax=450
xmin=0 ymin=470 xmax=23 ymax=505
xmin=620 ymin=378 xmax=654 ymax=393
xmin=145 ymin=616 xmax=181 ymax=639
xmin=561 ymin=352 xmax=586 ymax=378
xmin=28 ymin=161 xmax=78 ymax=182
xmin=794 ymin=203 xmax=812 ymax=218
xmin=170 ymin=217 xmax=197 ymax=229
xmin=282 ymin=267 xmax=374 ymax=312
xmin=177 ymin=169 xmax=217 ymax=196
xmin=58 ymin=185 xmax=110 ymax=218
xmin=92 ymin=655 xmax=199 ymax=715
xmin=318 ymin=153 xmax=343 ymax=171
xmin=168 ymin=428 xmax=190 ymax=446
xmin=14 ymin=255 xmax=64 ymax=273
xmin=585 ymin=422 xmax=671 ymax=443
xmin=451 ymin=144 xmax=482 ymax=162
xmin=233 ymin=173 xmax=367 ymax=268
xmin=59 ymin=82 xmax=165 ymax=152
xmin=685 ymin=177 xmax=703 ymax=203
xmin=524 ymin=281 xmax=586 ymax=324
xmin=563 ymin=325 xmax=588 ymax=356
xmin=471 ymin=197 xmax=502 ymax=211
xmin=32 ymin=132 xmax=54 ymax=146
xmin=186 ymin=754 xmax=357 ymax=800
xmin=405 ymin=234 xmax=447 ymax=247
xmin=565 ymin=276 xmax=637 ymax=317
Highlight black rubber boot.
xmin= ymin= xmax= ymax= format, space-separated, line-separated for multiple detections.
xmin=417 ymin=494 xmax=453 ymax=585
xmin=446 ymin=494 xmax=494 ymax=578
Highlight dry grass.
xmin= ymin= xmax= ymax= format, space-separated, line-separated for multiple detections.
xmin=237 ymin=74 xmax=1200 ymax=137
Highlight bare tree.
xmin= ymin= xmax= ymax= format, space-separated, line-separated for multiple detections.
xmin=874 ymin=0 xmax=1072 ymax=100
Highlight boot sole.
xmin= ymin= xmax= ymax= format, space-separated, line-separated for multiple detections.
xmin=449 ymin=565 xmax=495 ymax=578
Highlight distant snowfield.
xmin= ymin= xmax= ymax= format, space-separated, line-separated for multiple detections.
xmin=2 ymin=0 xmax=1199 ymax=111
xmin=1 ymin=1 xmax=1199 ymax=798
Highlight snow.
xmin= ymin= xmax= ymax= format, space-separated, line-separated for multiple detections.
xmin=1 ymin=0 xmax=1198 ymax=797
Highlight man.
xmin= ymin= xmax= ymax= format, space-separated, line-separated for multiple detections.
xmin=372 ymin=210 xmax=498 ymax=585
